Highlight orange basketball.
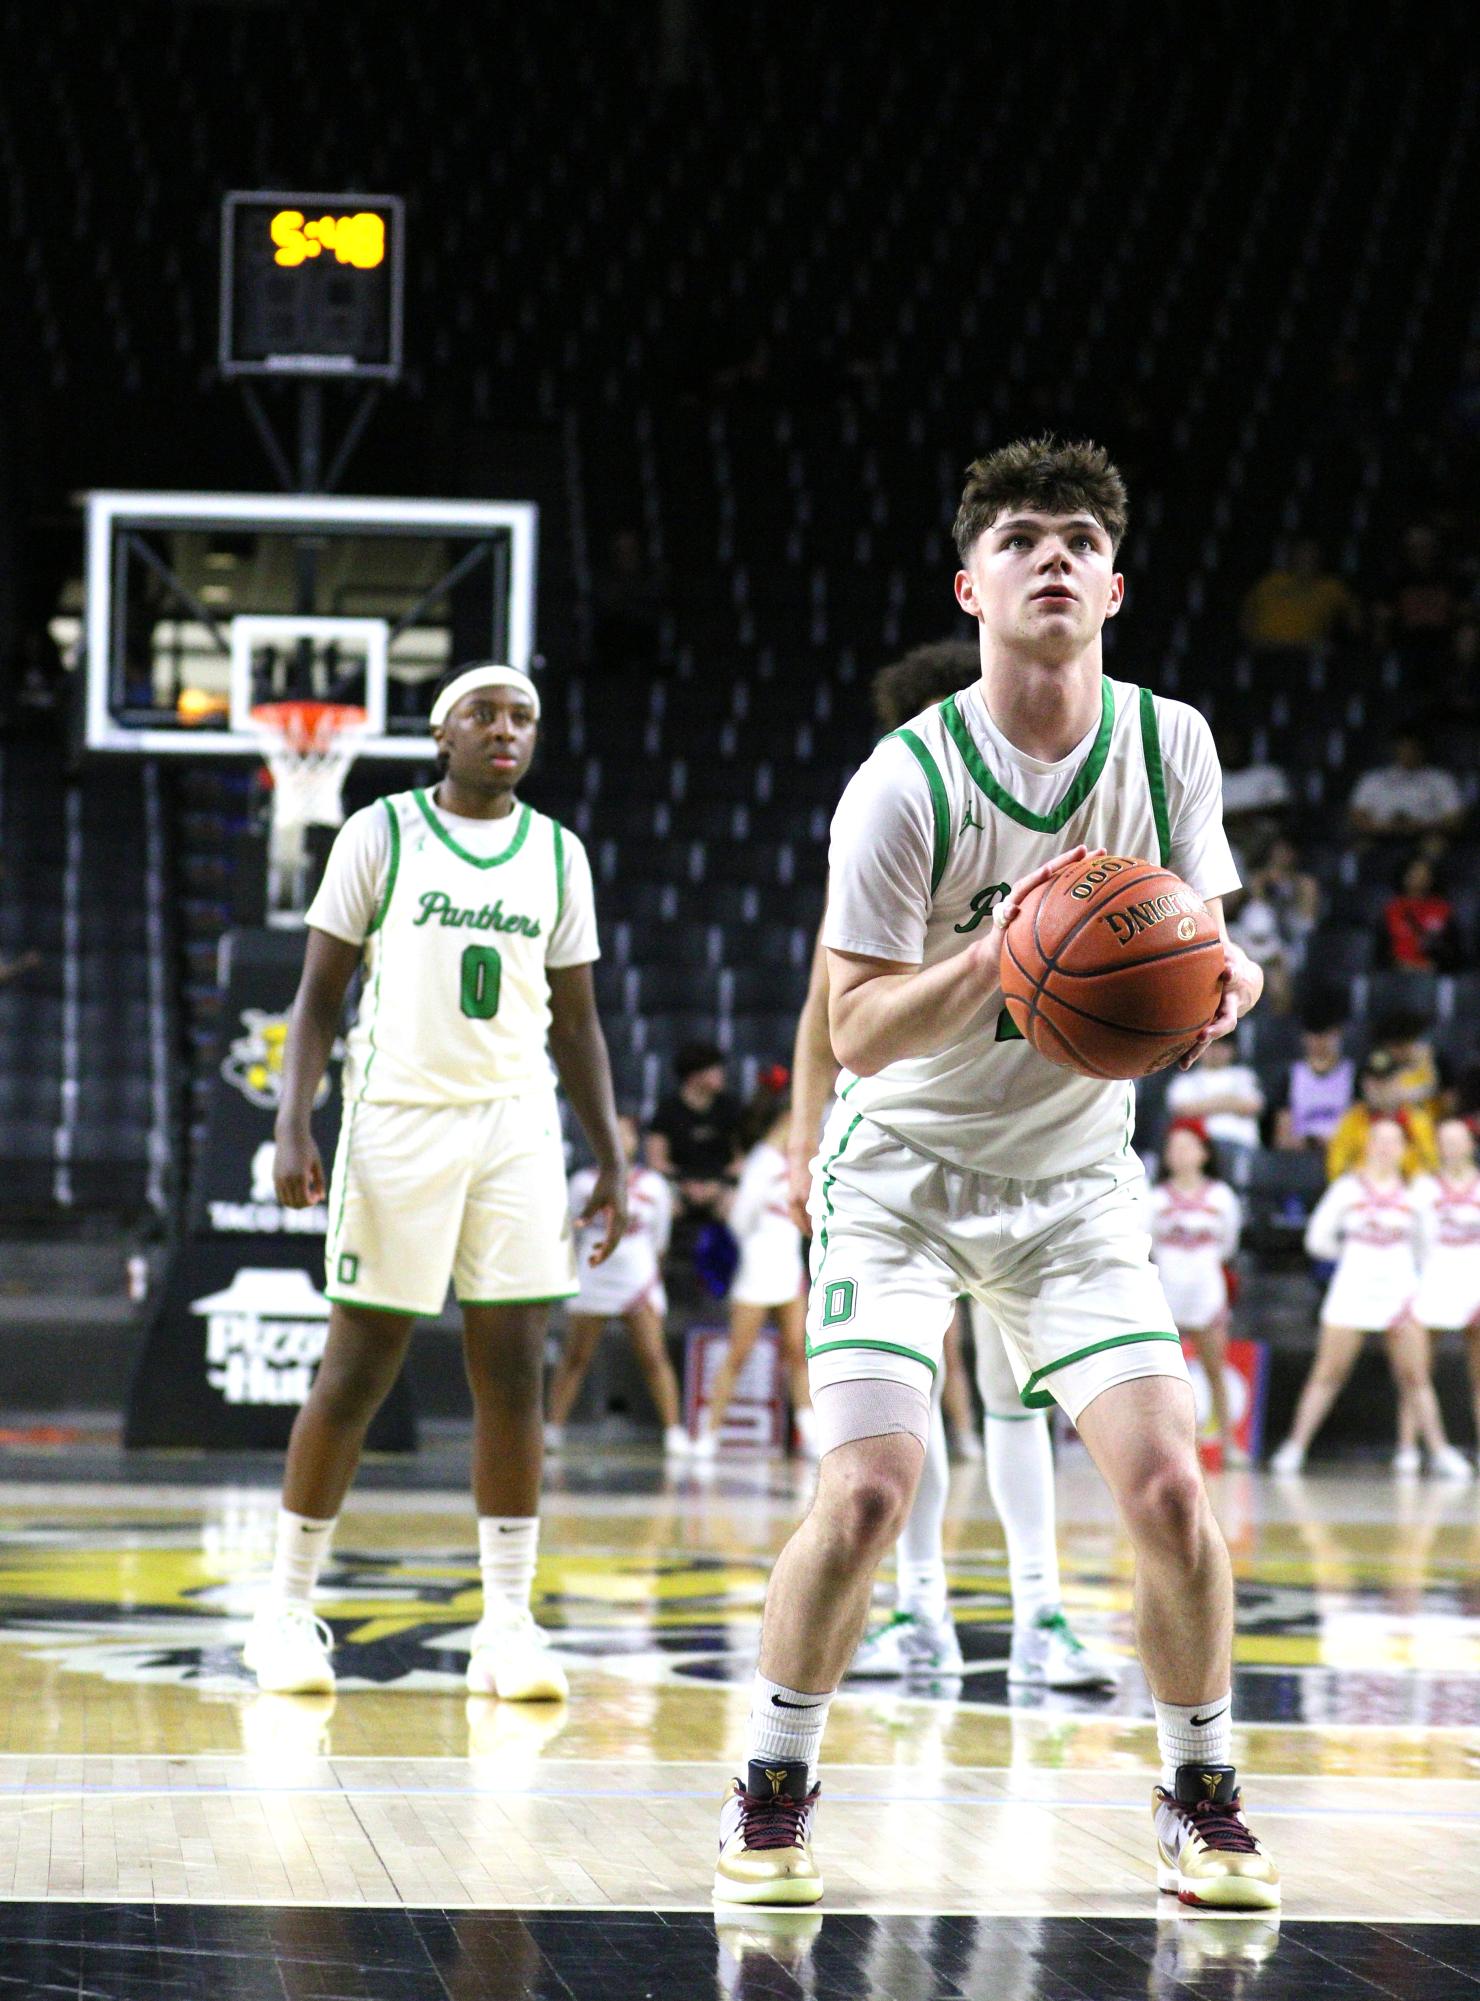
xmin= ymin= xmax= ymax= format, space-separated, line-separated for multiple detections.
xmin=998 ymin=854 xmax=1225 ymax=1080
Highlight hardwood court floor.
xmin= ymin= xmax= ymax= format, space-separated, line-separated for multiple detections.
xmin=1 ymin=1446 xmax=1480 ymax=1994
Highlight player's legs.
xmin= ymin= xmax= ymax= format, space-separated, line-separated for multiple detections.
xmin=247 ymin=1302 xmax=416 ymax=1693
xmin=1276 ymin=1323 xmax=1363 ymax=1462
xmin=972 ymin=1303 xmax=1119 ymax=1688
xmin=940 ymin=1308 xmax=980 ymax=1459
xmin=1074 ymin=1376 xmax=1230 ymax=1706
xmin=1465 ymin=1323 xmax=1480 ymax=1447
xmin=547 ymin=1313 xmax=607 ymax=1429
xmin=462 ymin=1301 xmax=568 ymax=1699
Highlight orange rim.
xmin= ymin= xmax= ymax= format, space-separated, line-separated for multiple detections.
xmin=251 ymin=700 xmax=369 ymax=754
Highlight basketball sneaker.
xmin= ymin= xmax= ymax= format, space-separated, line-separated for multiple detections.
xmin=714 ymin=1758 xmax=823 ymax=1905
xmin=1392 ymin=1444 xmax=1421 ymax=1476
xmin=1431 ymin=1445 xmax=1473 ymax=1481
xmin=465 ymin=1611 xmax=569 ymax=1701
xmin=1008 ymin=1606 xmax=1120 ymax=1689
xmin=663 ymin=1424 xmax=693 ymax=1458
xmin=848 ymin=1610 xmax=964 ymax=1678
xmin=242 ymin=1601 xmax=335 ymax=1694
xmin=1153 ymin=1764 xmax=1280 ymax=1909
xmin=1268 ymin=1439 xmax=1305 ymax=1475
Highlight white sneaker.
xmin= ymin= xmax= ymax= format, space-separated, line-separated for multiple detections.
xmin=847 ymin=1610 xmax=964 ymax=1677
xmin=1431 ymin=1445 xmax=1473 ymax=1482
xmin=1392 ymin=1445 xmax=1421 ymax=1477
xmin=543 ymin=1421 xmax=564 ymax=1454
xmin=242 ymin=1600 xmax=335 ymax=1694
xmin=465 ymin=1611 xmax=569 ymax=1701
xmin=1268 ymin=1439 xmax=1305 ymax=1475
xmin=692 ymin=1424 xmax=719 ymax=1461
xmin=1008 ymin=1606 xmax=1120 ymax=1689
xmin=663 ymin=1424 xmax=692 ymax=1457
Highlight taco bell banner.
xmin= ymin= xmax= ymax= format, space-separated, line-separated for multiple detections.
xmin=127 ymin=929 xmax=415 ymax=1451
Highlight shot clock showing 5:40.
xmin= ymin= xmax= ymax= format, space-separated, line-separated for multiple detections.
xmin=270 ymin=209 xmax=386 ymax=270
xmin=220 ymin=190 xmax=405 ymax=381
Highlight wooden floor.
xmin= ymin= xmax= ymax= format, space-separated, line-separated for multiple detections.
xmin=1 ymin=1446 xmax=1478 ymax=1934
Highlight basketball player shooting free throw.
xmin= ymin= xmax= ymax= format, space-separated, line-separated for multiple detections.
xmin=714 ymin=437 xmax=1279 ymax=1913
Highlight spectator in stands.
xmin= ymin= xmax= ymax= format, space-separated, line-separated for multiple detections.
xmin=1374 ymin=523 xmax=1463 ymax=668
xmin=1165 ymin=1031 xmax=1265 ymax=1178
xmin=646 ymin=1041 xmax=743 ymax=1226
xmin=1273 ymin=1012 xmax=1357 ymax=1153
xmin=1239 ymin=538 xmax=1359 ymax=654
xmin=1371 ymin=1007 xmax=1450 ymax=1121
xmin=1347 ymin=730 xmax=1465 ymax=840
xmin=1326 ymin=1049 xmax=1439 ymax=1181
xmin=0 ymin=946 xmax=39 ymax=989
xmin=1383 ymin=855 xmax=1463 ymax=973
xmin=1217 ymin=727 xmax=1292 ymax=868
xmin=1228 ymin=836 xmax=1321 ymax=1013
xmin=592 ymin=527 xmax=665 ymax=674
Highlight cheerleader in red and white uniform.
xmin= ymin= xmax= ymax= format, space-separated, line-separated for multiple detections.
xmin=1149 ymin=1119 xmax=1245 ymax=1463
xmin=547 ymin=1114 xmax=688 ymax=1456
xmin=696 ymin=1071 xmax=815 ymax=1458
xmin=1271 ymin=1115 xmax=1464 ymax=1475
xmin=1409 ymin=1117 xmax=1480 ymax=1474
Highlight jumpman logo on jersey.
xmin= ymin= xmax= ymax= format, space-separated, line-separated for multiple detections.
xmin=961 ymin=807 xmax=985 ymax=833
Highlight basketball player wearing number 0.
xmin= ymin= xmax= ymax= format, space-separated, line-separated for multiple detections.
xmin=715 ymin=439 xmax=1279 ymax=1910
xmin=247 ymin=664 xmax=627 ymax=1703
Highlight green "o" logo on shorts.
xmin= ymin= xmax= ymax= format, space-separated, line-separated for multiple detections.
xmin=821 ymin=1278 xmax=856 ymax=1327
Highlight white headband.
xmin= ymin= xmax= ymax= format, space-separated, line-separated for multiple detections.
xmin=429 ymin=665 xmax=541 ymax=729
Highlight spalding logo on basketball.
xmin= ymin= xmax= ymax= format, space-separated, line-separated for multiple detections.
xmin=999 ymin=854 xmax=1224 ymax=1079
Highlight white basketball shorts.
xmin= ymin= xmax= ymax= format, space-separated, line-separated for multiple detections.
xmin=806 ymin=1105 xmax=1187 ymax=1424
xmin=325 ymin=1088 xmax=576 ymax=1316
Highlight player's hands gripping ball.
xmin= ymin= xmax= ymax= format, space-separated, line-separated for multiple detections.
xmin=996 ymin=850 xmax=1228 ymax=1079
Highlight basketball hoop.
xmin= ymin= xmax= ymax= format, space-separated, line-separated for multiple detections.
xmin=251 ymin=700 xmax=369 ymax=919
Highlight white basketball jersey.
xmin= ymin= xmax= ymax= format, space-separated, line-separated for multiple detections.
xmin=345 ymin=789 xmax=572 ymax=1105
xmin=827 ymin=677 xmax=1232 ymax=1178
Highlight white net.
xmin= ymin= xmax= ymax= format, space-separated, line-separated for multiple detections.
xmin=251 ymin=702 xmax=370 ymax=918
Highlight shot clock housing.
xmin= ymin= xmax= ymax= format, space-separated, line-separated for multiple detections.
xmin=219 ymin=190 xmax=405 ymax=381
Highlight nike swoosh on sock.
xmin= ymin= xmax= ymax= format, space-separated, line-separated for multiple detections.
xmin=771 ymin=1694 xmax=824 ymax=1710
xmin=1190 ymin=1707 xmax=1229 ymax=1727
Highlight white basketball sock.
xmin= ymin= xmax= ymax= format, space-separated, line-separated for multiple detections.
xmin=478 ymin=1516 xmax=539 ymax=1625
xmin=985 ymin=1413 xmax=1061 ymax=1625
xmin=746 ymin=1671 xmax=834 ymax=1781
xmin=270 ymin=1509 xmax=335 ymax=1608
xmin=896 ymin=1400 xmax=950 ymax=1624
xmin=1155 ymin=1692 xmax=1234 ymax=1789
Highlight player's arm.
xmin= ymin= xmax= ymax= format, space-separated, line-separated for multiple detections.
xmin=828 ymin=845 xmax=1098 ymax=1076
xmin=1175 ymin=898 xmax=1263 ymax=1070
xmin=274 ymin=929 xmax=363 ymax=1208
xmin=547 ymin=963 xmax=629 ymax=1263
xmin=788 ymin=909 xmax=840 ymax=1231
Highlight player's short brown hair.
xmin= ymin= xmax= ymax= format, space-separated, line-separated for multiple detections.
xmin=870 ymin=641 xmax=980 ymax=733
xmin=952 ymin=435 xmax=1129 ymax=561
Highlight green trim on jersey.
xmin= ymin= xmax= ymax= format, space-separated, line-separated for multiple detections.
xmin=323 ymin=1293 xmax=418 ymax=1317
xmin=940 ymin=680 xmax=1115 ymax=832
xmin=552 ymin=820 xmax=567 ymax=924
xmin=1019 ymin=1329 xmax=1181 ymax=1409
xmin=1138 ymin=686 xmax=1172 ymax=865
xmin=816 ymin=1112 xmax=865 ymax=1258
xmin=413 ymin=789 xmax=533 ymax=869
xmin=890 ymin=728 xmax=951 ymax=893
xmin=805 ymin=1333 xmax=939 ymax=1378
xmin=458 ymin=1290 xmax=579 ymax=1306
xmin=367 ymin=796 xmax=401 ymax=935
